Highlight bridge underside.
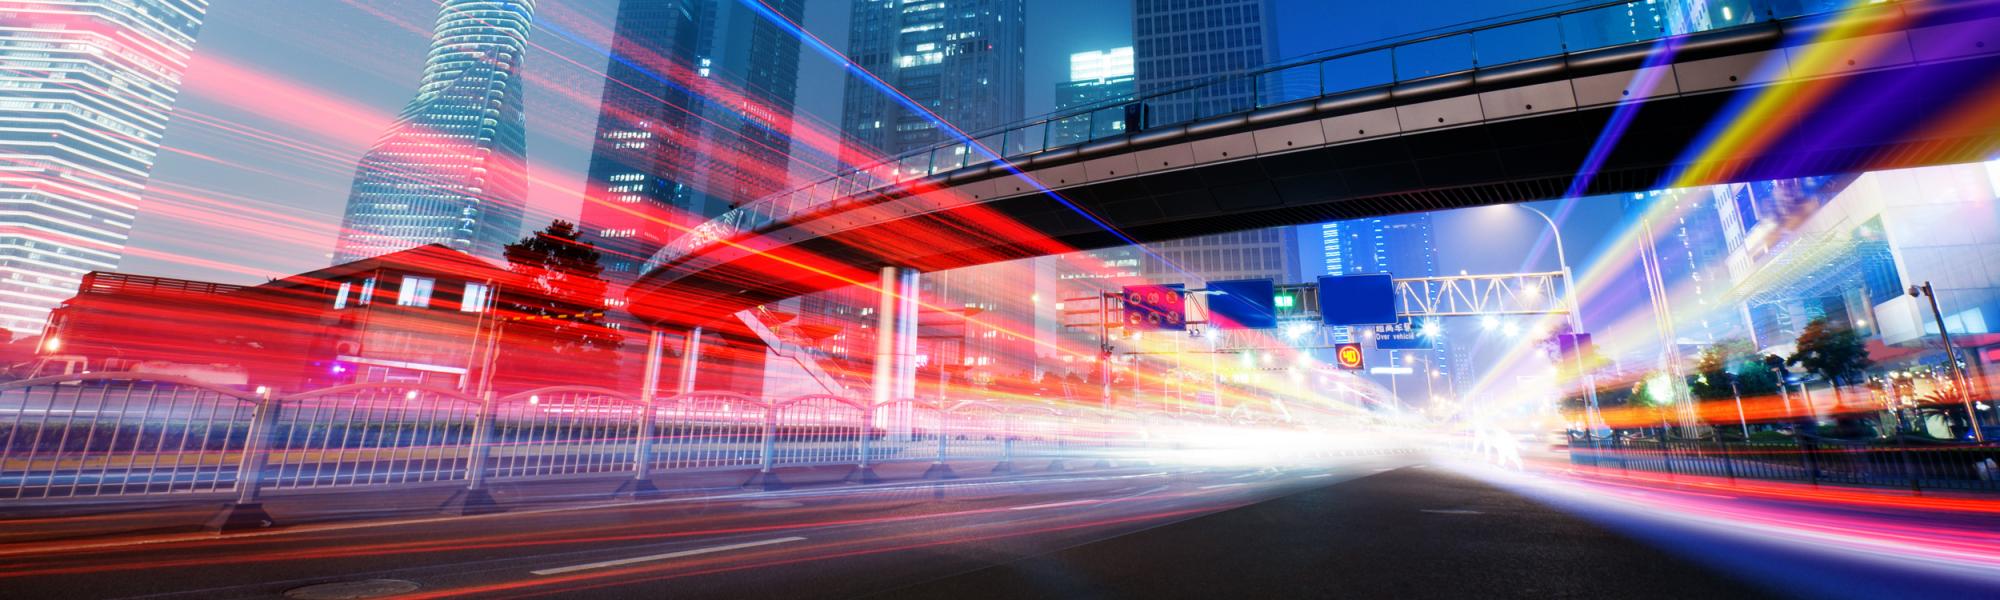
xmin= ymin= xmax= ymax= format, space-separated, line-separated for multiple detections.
xmin=631 ymin=49 xmax=2000 ymax=328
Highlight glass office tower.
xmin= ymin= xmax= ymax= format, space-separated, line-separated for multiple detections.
xmin=332 ymin=0 xmax=535 ymax=264
xmin=0 ymin=0 xmax=208 ymax=335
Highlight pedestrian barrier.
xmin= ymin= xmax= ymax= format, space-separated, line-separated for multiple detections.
xmin=0 ymin=374 xmax=1291 ymax=513
xmin=1567 ymin=430 xmax=2000 ymax=492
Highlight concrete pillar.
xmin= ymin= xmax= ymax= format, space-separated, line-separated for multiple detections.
xmin=618 ymin=329 xmax=666 ymax=498
xmin=871 ymin=267 xmax=921 ymax=438
xmin=678 ymin=326 xmax=704 ymax=394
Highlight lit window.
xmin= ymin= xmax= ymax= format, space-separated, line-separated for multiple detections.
xmin=358 ymin=277 xmax=376 ymax=305
xmin=333 ymin=281 xmax=351 ymax=310
xmin=461 ymin=282 xmax=491 ymax=313
xmin=397 ymin=276 xmax=435 ymax=307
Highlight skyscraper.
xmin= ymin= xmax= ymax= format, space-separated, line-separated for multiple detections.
xmin=579 ymin=0 xmax=806 ymax=286
xmin=578 ymin=0 xmax=701 ymax=283
xmin=332 ymin=0 xmax=536 ymax=264
xmin=1131 ymin=0 xmax=1275 ymax=127
xmin=0 ymin=0 xmax=208 ymax=335
xmin=840 ymin=0 xmax=1025 ymax=160
xmin=1052 ymin=47 xmax=1134 ymax=145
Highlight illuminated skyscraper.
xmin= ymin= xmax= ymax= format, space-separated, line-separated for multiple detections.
xmin=840 ymin=0 xmax=1025 ymax=160
xmin=579 ymin=0 xmax=805 ymax=285
xmin=332 ymin=0 xmax=535 ymax=264
xmin=0 ymin=0 xmax=208 ymax=335
xmin=1052 ymin=47 xmax=1134 ymax=145
xmin=1132 ymin=0 xmax=1275 ymax=127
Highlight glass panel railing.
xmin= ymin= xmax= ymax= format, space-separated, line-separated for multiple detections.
xmin=931 ymin=144 xmax=967 ymax=174
xmin=1009 ymin=121 xmax=1048 ymax=158
xmin=1319 ymin=48 xmax=1395 ymax=94
xmin=1196 ymin=77 xmax=1256 ymax=121
xmin=1142 ymin=87 xmax=1200 ymax=128
xmin=896 ymin=152 xmax=930 ymax=183
xmin=967 ymin=131 xmax=1005 ymax=168
xmin=1049 ymin=113 xmax=1091 ymax=148
xmin=1474 ymin=17 xmax=1564 ymax=67
xmin=1393 ymin=32 xmax=1473 ymax=80
xmin=1560 ymin=2 xmax=1674 ymax=52
xmin=1257 ymin=62 xmax=1321 ymax=108
xmin=1090 ymin=105 xmax=1128 ymax=141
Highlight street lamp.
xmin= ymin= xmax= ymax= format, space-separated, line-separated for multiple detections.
xmin=1515 ymin=204 xmax=1603 ymax=434
xmin=1910 ymin=282 xmax=1981 ymax=442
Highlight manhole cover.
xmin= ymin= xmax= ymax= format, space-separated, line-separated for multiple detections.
xmin=744 ymin=500 xmax=803 ymax=509
xmin=283 ymin=579 xmax=420 ymax=600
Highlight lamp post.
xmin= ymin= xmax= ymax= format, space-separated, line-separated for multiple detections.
xmin=1516 ymin=205 xmax=1603 ymax=434
xmin=1910 ymin=282 xmax=1981 ymax=442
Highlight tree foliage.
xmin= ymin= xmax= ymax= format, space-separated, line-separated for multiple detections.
xmin=1788 ymin=317 xmax=1872 ymax=386
xmin=497 ymin=221 xmax=621 ymax=383
xmin=1687 ymin=339 xmax=1780 ymax=401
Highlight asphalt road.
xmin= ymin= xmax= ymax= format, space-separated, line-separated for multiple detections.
xmin=1 ymin=456 xmax=1994 ymax=599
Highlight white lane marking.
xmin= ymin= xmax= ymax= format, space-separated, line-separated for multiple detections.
xmin=531 ymin=537 xmax=806 ymax=576
xmin=1302 ymin=473 xmax=1335 ymax=479
xmin=1198 ymin=483 xmax=1245 ymax=490
xmin=1372 ymin=468 xmax=1396 ymax=472
xmin=1009 ymin=499 xmax=1098 ymax=511
xmin=1419 ymin=509 xmax=1483 ymax=515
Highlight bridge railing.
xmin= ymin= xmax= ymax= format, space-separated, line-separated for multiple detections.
xmin=646 ymin=0 xmax=1886 ymax=272
xmin=0 ymin=375 xmax=1217 ymax=507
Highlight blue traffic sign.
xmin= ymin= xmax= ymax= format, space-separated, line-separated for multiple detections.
xmin=1206 ymin=279 xmax=1277 ymax=329
xmin=1318 ymin=274 xmax=1397 ymax=326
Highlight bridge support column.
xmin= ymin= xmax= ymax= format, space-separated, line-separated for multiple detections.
xmin=854 ymin=267 xmax=917 ymax=483
xmin=617 ymin=329 xmax=666 ymax=499
xmin=677 ymin=326 xmax=703 ymax=394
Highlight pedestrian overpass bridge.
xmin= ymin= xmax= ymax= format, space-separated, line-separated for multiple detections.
xmin=630 ymin=0 xmax=2000 ymax=327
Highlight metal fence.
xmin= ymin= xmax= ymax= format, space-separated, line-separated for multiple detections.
xmin=0 ymin=374 xmax=1221 ymax=504
xmin=1568 ymin=431 xmax=2000 ymax=492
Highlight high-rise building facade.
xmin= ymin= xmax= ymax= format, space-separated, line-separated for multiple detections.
xmin=0 ymin=0 xmax=208 ymax=335
xmin=1052 ymin=47 xmax=1134 ymax=145
xmin=579 ymin=0 xmax=806 ymax=286
xmin=840 ymin=0 xmax=1025 ymax=161
xmin=332 ymin=0 xmax=536 ymax=265
xmin=1131 ymin=0 xmax=1274 ymax=127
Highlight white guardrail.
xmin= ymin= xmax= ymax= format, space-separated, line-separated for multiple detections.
xmin=0 ymin=373 xmax=1299 ymax=504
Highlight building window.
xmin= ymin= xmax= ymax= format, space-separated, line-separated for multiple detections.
xmin=358 ymin=277 xmax=376 ymax=305
xmin=397 ymin=276 xmax=435 ymax=308
xmin=333 ymin=281 xmax=351 ymax=310
xmin=462 ymin=282 xmax=491 ymax=313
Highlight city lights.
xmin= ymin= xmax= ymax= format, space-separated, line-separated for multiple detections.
xmin=0 ymin=0 xmax=1997 ymax=597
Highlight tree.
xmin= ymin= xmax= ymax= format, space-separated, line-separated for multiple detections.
xmin=497 ymin=220 xmax=621 ymax=388
xmin=1788 ymin=318 xmax=1873 ymax=388
xmin=1688 ymin=339 xmax=1780 ymax=401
